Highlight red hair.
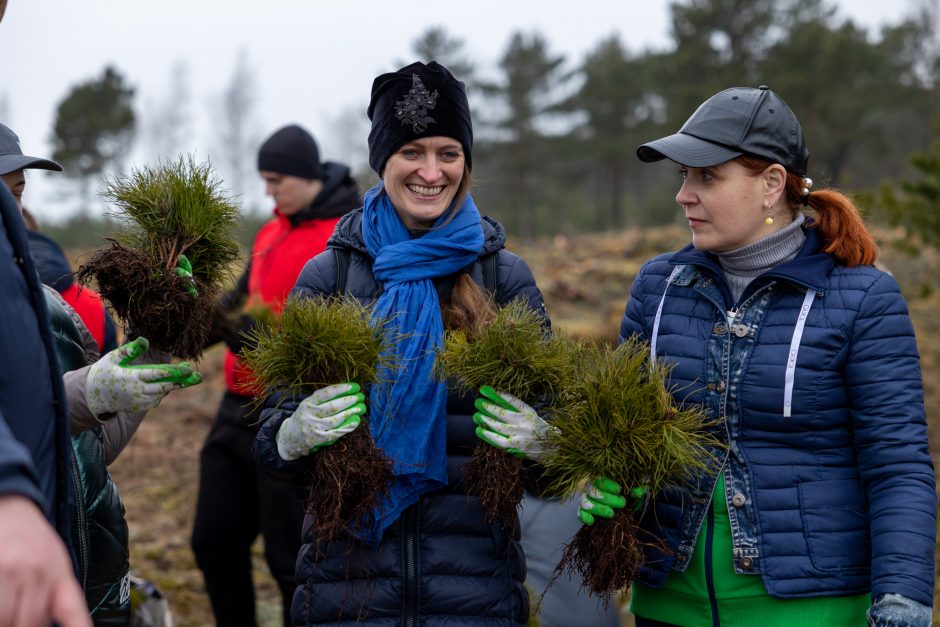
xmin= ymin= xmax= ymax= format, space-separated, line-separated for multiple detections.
xmin=737 ymin=156 xmax=878 ymax=267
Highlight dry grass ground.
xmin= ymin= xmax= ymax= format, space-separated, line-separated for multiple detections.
xmin=108 ymin=225 xmax=940 ymax=626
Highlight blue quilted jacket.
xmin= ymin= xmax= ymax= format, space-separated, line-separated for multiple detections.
xmin=254 ymin=209 xmax=546 ymax=626
xmin=620 ymin=226 xmax=935 ymax=606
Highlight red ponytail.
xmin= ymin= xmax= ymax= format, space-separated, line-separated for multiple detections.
xmin=737 ymin=156 xmax=878 ymax=267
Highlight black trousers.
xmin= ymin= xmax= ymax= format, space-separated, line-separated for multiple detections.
xmin=191 ymin=391 xmax=305 ymax=627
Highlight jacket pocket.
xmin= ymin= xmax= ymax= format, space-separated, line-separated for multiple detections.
xmin=798 ymin=479 xmax=870 ymax=573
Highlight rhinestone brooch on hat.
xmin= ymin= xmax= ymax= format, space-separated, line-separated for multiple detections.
xmin=395 ymin=74 xmax=439 ymax=133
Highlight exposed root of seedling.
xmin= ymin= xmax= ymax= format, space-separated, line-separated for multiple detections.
xmin=307 ymin=421 xmax=393 ymax=549
xmin=553 ymin=509 xmax=647 ymax=602
xmin=463 ymin=442 xmax=527 ymax=526
xmin=78 ymin=241 xmax=216 ymax=359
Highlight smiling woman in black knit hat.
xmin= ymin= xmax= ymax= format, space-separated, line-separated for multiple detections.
xmin=253 ymin=61 xmax=554 ymax=626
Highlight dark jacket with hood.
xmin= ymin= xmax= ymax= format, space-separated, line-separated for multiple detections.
xmin=221 ymin=162 xmax=360 ymax=397
xmin=254 ymin=209 xmax=548 ymax=626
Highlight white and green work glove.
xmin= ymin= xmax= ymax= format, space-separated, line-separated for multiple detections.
xmin=472 ymin=386 xmax=559 ymax=463
xmin=578 ymin=476 xmax=647 ymax=526
xmin=275 ymin=382 xmax=366 ymax=461
xmin=86 ymin=336 xmax=202 ymax=417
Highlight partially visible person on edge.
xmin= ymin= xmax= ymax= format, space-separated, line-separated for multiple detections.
xmin=0 ymin=174 xmax=91 ymax=627
xmin=191 ymin=123 xmax=360 ymax=626
xmin=575 ymin=86 xmax=935 ymax=627
xmin=0 ymin=4 xmax=87 ymax=624
xmin=254 ymin=61 xmax=547 ymax=625
xmin=2 ymin=120 xmax=202 ymax=625
xmin=0 ymin=12 xmax=90 ymax=619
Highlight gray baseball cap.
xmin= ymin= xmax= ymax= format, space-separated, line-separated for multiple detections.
xmin=636 ymin=85 xmax=810 ymax=176
xmin=0 ymin=123 xmax=63 ymax=175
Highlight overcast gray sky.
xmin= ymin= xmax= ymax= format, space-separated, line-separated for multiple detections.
xmin=0 ymin=0 xmax=926 ymax=221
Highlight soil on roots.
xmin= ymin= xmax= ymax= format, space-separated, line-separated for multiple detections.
xmin=553 ymin=509 xmax=649 ymax=602
xmin=306 ymin=422 xmax=393 ymax=548
xmin=77 ymin=242 xmax=216 ymax=359
xmin=463 ymin=442 xmax=527 ymax=526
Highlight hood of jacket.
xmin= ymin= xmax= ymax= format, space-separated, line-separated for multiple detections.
xmin=28 ymin=230 xmax=74 ymax=292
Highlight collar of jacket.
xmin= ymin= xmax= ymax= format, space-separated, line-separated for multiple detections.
xmin=326 ymin=207 xmax=508 ymax=261
xmin=276 ymin=161 xmax=361 ymax=228
xmin=668 ymin=220 xmax=836 ymax=295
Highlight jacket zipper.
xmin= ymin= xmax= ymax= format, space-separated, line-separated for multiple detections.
xmin=402 ymin=503 xmax=419 ymax=627
xmin=705 ymin=499 xmax=720 ymax=626
xmin=70 ymin=451 xmax=89 ymax=590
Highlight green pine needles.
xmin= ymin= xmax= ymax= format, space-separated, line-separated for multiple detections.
xmin=104 ymin=156 xmax=241 ymax=288
xmin=544 ymin=335 xmax=719 ymax=498
xmin=436 ymin=299 xmax=581 ymax=404
xmin=240 ymin=294 xmax=395 ymax=545
xmin=436 ymin=299 xmax=583 ymax=524
xmin=241 ymin=295 xmax=393 ymax=397
xmin=543 ymin=335 xmax=722 ymax=598
xmin=77 ymin=156 xmax=240 ymax=358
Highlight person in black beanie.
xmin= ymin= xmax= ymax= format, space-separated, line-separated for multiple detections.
xmin=191 ymin=122 xmax=360 ymax=627
xmin=252 ymin=61 xmax=553 ymax=626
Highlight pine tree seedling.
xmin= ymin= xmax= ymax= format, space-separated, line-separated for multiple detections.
xmin=542 ymin=335 xmax=722 ymax=599
xmin=77 ymin=156 xmax=241 ymax=358
xmin=435 ymin=298 xmax=584 ymax=525
xmin=241 ymin=294 xmax=396 ymax=546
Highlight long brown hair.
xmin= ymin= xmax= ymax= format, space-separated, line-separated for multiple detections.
xmin=437 ymin=165 xmax=497 ymax=333
xmin=737 ymin=156 xmax=878 ymax=266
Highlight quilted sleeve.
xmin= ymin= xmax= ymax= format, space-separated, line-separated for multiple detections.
xmin=847 ymin=271 xmax=936 ymax=606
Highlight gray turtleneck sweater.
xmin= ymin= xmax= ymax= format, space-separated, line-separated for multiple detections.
xmin=716 ymin=213 xmax=807 ymax=303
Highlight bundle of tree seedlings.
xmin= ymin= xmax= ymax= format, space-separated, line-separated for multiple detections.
xmin=542 ymin=336 xmax=722 ymax=599
xmin=77 ymin=157 xmax=240 ymax=359
xmin=435 ymin=299 xmax=582 ymax=525
xmin=240 ymin=295 xmax=395 ymax=545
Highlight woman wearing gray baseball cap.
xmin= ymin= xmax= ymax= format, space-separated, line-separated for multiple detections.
xmin=0 ymin=122 xmax=63 ymax=206
xmin=579 ymin=86 xmax=933 ymax=626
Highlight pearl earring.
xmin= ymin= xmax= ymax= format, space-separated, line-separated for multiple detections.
xmin=764 ymin=206 xmax=774 ymax=225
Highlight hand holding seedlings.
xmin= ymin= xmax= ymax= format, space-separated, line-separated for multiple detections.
xmin=472 ymin=386 xmax=559 ymax=462
xmin=577 ymin=477 xmax=648 ymax=526
xmin=275 ymin=382 xmax=366 ymax=460
xmin=85 ymin=336 xmax=202 ymax=417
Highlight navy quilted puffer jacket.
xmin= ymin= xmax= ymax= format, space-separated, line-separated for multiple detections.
xmin=254 ymin=209 xmax=546 ymax=626
xmin=620 ymin=226 xmax=936 ymax=606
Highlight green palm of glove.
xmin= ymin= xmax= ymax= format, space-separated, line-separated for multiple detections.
xmin=175 ymin=254 xmax=198 ymax=298
xmin=275 ymin=382 xmax=367 ymax=461
xmin=578 ymin=476 xmax=648 ymax=526
xmin=86 ymin=336 xmax=202 ymax=417
xmin=472 ymin=386 xmax=558 ymax=462
xmin=118 ymin=336 xmax=202 ymax=386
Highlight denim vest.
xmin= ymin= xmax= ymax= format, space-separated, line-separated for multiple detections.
xmin=647 ymin=262 xmax=791 ymax=576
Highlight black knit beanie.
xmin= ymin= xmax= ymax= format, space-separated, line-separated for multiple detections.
xmin=367 ymin=61 xmax=473 ymax=176
xmin=257 ymin=124 xmax=322 ymax=179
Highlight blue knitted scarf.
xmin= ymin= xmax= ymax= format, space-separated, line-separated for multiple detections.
xmin=358 ymin=181 xmax=484 ymax=545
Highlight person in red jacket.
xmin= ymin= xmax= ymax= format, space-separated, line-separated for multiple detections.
xmin=191 ymin=124 xmax=361 ymax=627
